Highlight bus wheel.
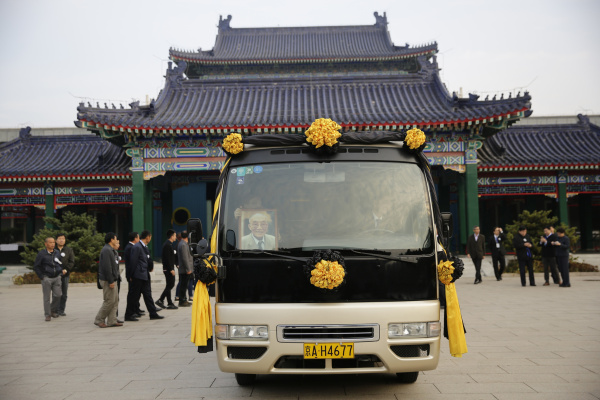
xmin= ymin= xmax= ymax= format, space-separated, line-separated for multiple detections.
xmin=235 ymin=373 xmax=256 ymax=386
xmin=396 ymin=371 xmax=419 ymax=383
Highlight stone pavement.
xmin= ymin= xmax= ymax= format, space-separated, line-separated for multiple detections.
xmin=0 ymin=272 xmax=599 ymax=400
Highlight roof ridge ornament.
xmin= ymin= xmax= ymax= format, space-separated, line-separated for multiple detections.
xmin=218 ymin=15 xmax=232 ymax=31
xmin=19 ymin=126 xmax=32 ymax=141
xmin=374 ymin=11 xmax=388 ymax=27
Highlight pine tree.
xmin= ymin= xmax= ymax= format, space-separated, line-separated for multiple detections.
xmin=20 ymin=212 xmax=105 ymax=272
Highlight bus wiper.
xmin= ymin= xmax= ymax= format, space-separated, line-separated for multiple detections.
xmin=341 ymin=248 xmax=401 ymax=262
xmin=228 ymin=249 xmax=306 ymax=263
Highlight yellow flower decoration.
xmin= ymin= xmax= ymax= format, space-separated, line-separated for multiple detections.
xmin=437 ymin=260 xmax=455 ymax=285
xmin=310 ymin=260 xmax=345 ymax=290
xmin=405 ymin=128 xmax=426 ymax=150
xmin=223 ymin=133 xmax=244 ymax=155
xmin=305 ymin=118 xmax=342 ymax=148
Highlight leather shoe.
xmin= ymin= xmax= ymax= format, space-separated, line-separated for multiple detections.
xmin=124 ymin=316 xmax=139 ymax=322
xmin=58 ymin=312 xmax=67 ymax=316
xmin=51 ymin=313 xmax=59 ymax=318
xmin=155 ymin=300 xmax=165 ymax=309
xmin=474 ymin=279 xmax=482 ymax=284
xmin=132 ymin=313 xmax=141 ymax=318
xmin=45 ymin=316 xmax=51 ymax=321
xmin=109 ymin=322 xmax=124 ymax=327
xmin=138 ymin=309 xmax=146 ymax=314
xmin=150 ymin=314 xmax=165 ymax=320
xmin=543 ymin=282 xmax=550 ymax=286
xmin=530 ymin=284 xmax=536 ymax=286
xmin=179 ymin=301 xmax=192 ymax=307
xmin=94 ymin=322 xmax=108 ymax=328
xmin=117 ymin=319 xmax=124 ymax=324
xmin=166 ymin=304 xmax=179 ymax=310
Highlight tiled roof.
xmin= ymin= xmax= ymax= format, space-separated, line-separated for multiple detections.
xmin=169 ymin=13 xmax=437 ymax=64
xmin=75 ymin=57 xmax=532 ymax=138
xmin=478 ymin=115 xmax=600 ymax=170
xmin=0 ymin=129 xmax=131 ymax=181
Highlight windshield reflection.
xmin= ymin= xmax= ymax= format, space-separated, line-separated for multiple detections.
xmin=221 ymin=162 xmax=433 ymax=254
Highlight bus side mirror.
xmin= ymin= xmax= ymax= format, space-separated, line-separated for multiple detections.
xmin=441 ymin=212 xmax=453 ymax=240
xmin=226 ymin=229 xmax=237 ymax=251
xmin=187 ymin=218 xmax=203 ymax=245
xmin=196 ymin=238 xmax=209 ymax=256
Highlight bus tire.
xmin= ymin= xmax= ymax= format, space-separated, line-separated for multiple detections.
xmin=396 ymin=371 xmax=419 ymax=383
xmin=235 ymin=373 xmax=256 ymax=386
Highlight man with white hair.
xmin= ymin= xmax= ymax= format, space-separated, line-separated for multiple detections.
xmin=241 ymin=212 xmax=276 ymax=250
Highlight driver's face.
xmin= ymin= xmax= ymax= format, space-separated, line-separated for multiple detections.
xmin=248 ymin=218 xmax=268 ymax=238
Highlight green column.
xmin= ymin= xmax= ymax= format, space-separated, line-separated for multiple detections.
xmin=465 ymin=162 xmax=480 ymax=232
xmin=580 ymin=194 xmax=592 ymax=250
xmin=457 ymin=173 xmax=467 ymax=252
xmin=132 ymin=170 xmax=146 ymax=235
xmin=44 ymin=182 xmax=54 ymax=229
xmin=161 ymin=188 xmax=173 ymax=240
xmin=557 ymin=171 xmax=568 ymax=226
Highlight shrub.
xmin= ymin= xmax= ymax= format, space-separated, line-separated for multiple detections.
xmin=20 ymin=212 xmax=104 ymax=273
xmin=506 ymin=257 xmax=598 ymax=273
xmin=12 ymin=271 xmax=98 ymax=285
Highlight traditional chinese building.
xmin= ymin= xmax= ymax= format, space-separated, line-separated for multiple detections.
xmin=1 ymin=13 xmax=598 ymax=255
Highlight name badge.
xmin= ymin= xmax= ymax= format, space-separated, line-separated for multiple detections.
xmin=147 ymin=254 xmax=150 ymax=258
xmin=523 ymin=238 xmax=527 ymax=242
xmin=174 ymin=250 xmax=177 ymax=254
xmin=61 ymin=252 xmax=66 ymax=257
xmin=496 ymin=243 xmax=500 ymax=248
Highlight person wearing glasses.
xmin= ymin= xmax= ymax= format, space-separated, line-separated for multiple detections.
xmin=241 ymin=212 xmax=276 ymax=250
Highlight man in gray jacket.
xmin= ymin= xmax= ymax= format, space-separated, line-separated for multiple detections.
xmin=94 ymin=232 xmax=122 ymax=328
xmin=177 ymin=231 xmax=193 ymax=307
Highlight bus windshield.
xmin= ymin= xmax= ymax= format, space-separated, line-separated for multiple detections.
xmin=220 ymin=161 xmax=433 ymax=255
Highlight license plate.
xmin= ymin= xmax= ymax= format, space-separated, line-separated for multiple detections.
xmin=303 ymin=343 xmax=354 ymax=359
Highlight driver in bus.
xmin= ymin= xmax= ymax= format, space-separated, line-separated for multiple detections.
xmin=241 ymin=212 xmax=277 ymax=250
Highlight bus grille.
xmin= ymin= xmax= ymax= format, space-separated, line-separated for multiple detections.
xmin=277 ymin=324 xmax=379 ymax=342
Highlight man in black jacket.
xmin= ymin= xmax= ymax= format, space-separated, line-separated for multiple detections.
xmin=513 ymin=226 xmax=536 ymax=287
xmin=553 ymin=227 xmax=571 ymax=287
xmin=466 ymin=226 xmax=485 ymax=284
xmin=55 ymin=233 xmax=75 ymax=316
xmin=156 ymin=229 xmax=178 ymax=309
xmin=540 ymin=226 xmax=561 ymax=286
xmin=488 ymin=227 xmax=507 ymax=281
xmin=125 ymin=230 xmax=163 ymax=320
xmin=33 ymin=237 xmax=63 ymax=321
xmin=94 ymin=232 xmax=122 ymax=328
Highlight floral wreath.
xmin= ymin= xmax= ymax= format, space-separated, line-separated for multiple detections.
xmin=304 ymin=118 xmax=342 ymax=154
xmin=402 ymin=128 xmax=427 ymax=154
xmin=437 ymin=256 xmax=464 ymax=285
xmin=222 ymin=132 xmax=244 ymax=156
xmin=304 ymin=250 xmax=346 ymax=290
xmin=194 ymin=258 xmax=217 ymax=285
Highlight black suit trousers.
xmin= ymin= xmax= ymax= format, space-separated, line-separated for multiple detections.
xmin=472 ymin=257 xmax=482 ymax=281
xmin=491 ymin=254 xmax=505 ymax=280
xmin=126 ymin=278 xmax=158 ymax=317
xmin=179 ymin=274 xmax=191 ymax=304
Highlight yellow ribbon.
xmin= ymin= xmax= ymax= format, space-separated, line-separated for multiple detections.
xmin=190 ymin=183 xmax=222 ymax=347
xmin=437 ymin=260 xmax=468 ymax=357
xmin=190 ymin=276 xmax=212 ymax=346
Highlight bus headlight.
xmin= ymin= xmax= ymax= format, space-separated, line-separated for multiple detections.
xmin=388 ymin=322 xmax=440 ymax=338
xmin=216 ymin=324 xmax=269 ymax=340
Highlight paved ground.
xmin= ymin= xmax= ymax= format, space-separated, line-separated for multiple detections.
xmin=0 ymin=266 xmax=599 ymax=399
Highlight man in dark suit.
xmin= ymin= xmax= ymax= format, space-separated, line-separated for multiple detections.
xmin=513 ymin=226 xmax=536 ymax=287
xmin=125 ymin=230 xmax=163 ymax=320
xmin=466 ymin=226 xmax=485 ymax=284
xmin=488 ymin=227 xmax=507 ymax=281
xmin=540 ymin=226 xmax=561 ymax=286
xmin=124 ymin=232 xmax=144 ymax=321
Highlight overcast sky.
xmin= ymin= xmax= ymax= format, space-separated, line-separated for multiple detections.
xmin=0 ymin=0 xmax=599 ymax=128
